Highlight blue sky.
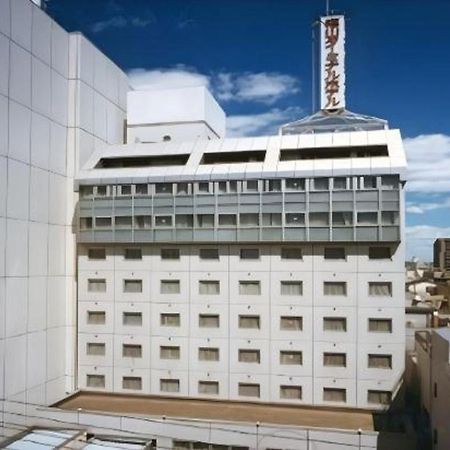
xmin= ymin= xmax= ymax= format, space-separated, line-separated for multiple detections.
xmin=46 ymin=0 xmax=450 ymax=261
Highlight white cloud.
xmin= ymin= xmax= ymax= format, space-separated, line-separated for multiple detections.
xmin=127 ymin=66 xmax=210 ymax=91
xmin=91 ymin=15 xmax=154 ymax=33
xmin=127 ymin=67 xmax=300 ymax=105
xmin=227 ymin=107 xmax=302 ymax=137
xmin=404 ymin=134 xmax=450 ymax=193
xmin=406 ymin=196 xmax=450 ymax=214
xmin=406 ymin=225 xmax=450 ymax=262
xmin=214 ymin=72 xmax=300 ymax=104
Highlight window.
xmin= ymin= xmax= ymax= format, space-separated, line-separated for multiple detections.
xmin=87 ymin=311 xmax=106 ymax=325
xmin=177 ymin=183 xmax=189 ymax=195
xmin=135 ymin=215 xmax=152 ymax=229
xmin=323 ymin=317 xmax=347 ymax=332
xmin=160 ymin=313 xmax=180 ymax=327
xmin=368 ymin=354 xmax=392 ymax=369
xmin=246 ymin=180 xmax=258 ymax=192
xmin=382 ymin=211 xmax=399 ymax=225
xmin=155 ymin=216 xmax=172 ymax=227
xmin=357 ymin=212 xmax=378 ymax=225
xmin=280 ymin=385 xmax=302 ymax=400
xmin=199 ymin=280 xmax=220 ymax=295
xmin=280 ymin=316 xmax=303 ymax=331
xmin=122 ymin=344 xmax=142 ymax=358
xmin=124 ymin=248 xmax=142 ymax=260
xmin=160 ymin=379 xmax=180 ymax=393
xmin=217 ymin=181 xmax=227 ymax=193
xmin=381 ymin=175 xmax=398 ymax=189
xmin=285 ymin=213 xmax=305 ymax=226
xmin=240 ymin=213 xmax=259 ymax=227
xmin=280 ymin=351 xmax=302 ymax=365
xmin=369 ymin=247 xmax=391 ymax=259
xmin=123 ymin=312 xmax=142 ymax=326
xmin=368 ymin=318 xmax=392 ymax=333
xmin=313 ymin=178 xmax=329 ymax=190
xmin=123 ymin=279 xmax=142 ymax=293
xmin=239 ymin=349 xmax=260 ymax=363
xmin=122 ymin=377 xmax=142 ymax=390
xmin=238 ymin=315 xmax=260 ymax=329
xmin=199 ymin=248 xmax=219 ymax=260
xmin=155 ymin=183 xmax=173 ymax=194
xmin=161 ymin=280 xmax=181 ymax=294
xmin=80 ymin=185 xmax=93 ymax=198
xmin=324 ymin=247 xmax=346 ymax=260
xmin=88 ymin=248 xmax=105 ymax=260
xmin=240 ymin=248 xmax=259 ymax=259
xmin=323 ymin=388 xmax=346 ymax=402
xmin=80 ymin=217 xmax=93 ymax=230
xmin=197 ymin=214 xmax=215 ymax=228
xmin=333 ymin=177 xmax=347 ymax=190
xmin=198 ymin=347 xmax=219 ymax=361
xmin=285 ymin=178 xmax=305 ymax=191
xmin=95 ymin=217 xmax=112 ymax=228
xmin=323 ymin=353 xmax=346 ymax=367
xmin=198 ymin=381 xmax=219 ymax=395
xmin=120 ymin=185 xmax=132 ymax=195
xmin=176 ymin=214 xmax=194 ymax=228
xmin=323 ymin=281 xmax=347 ymax=296
xmin=96 ymin=185 xmax=107 ymax=196
xmin=160 ymin=346 xmax=180 ymax=360
xmin=161 ymin=248 xmax=180 ymax=260
xmin=198 ymin=182 xmax=210 ymax=194
xmin=268 ymin=180 xmax=281 ymax=192
xmin=115 ymin=216 xmax=132 ymax=229
xmin=281 ymin=248 xmax=302 ymax=259
xmin=88 ymin=279 xmax=106 ymax=293
xmin=367 ymin=390 xmax=391 ymax=405
xmin=86 ymin=374 xmax=105 ymax=388
xmin=239 ymin=281 xmax=261 ymax=295
xmin=229 ymin=180 xmax=239 ymax=193
xmin=368 ymin=282 xmax=392 ymax=297
xmin=309 ymin=212 xmax=329 ymax=226
xmin=332 ymin=212 xmax=353 ymax=226
xmin=363 ymin=176 xmax=377 ymax=189
xmin=135 ymin=184 xmax=148 ymax=195
xmin=262 ymin=213 xmax=282 ymax=226
xmin=199 ymin=314 xmax=220 ymax=328
xmin=219 ymin=214 xmax=237 ymax=227
xmin=86 ymin=343 xmax=105 ymax=356
xmin=238 ymin=383 xmax=260 ymax=398
xmin=280 ymin=281 xmax=303 ymax=296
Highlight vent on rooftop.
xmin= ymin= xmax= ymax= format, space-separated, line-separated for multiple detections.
xmin=201 ymin=150 xmax=266 ymax=165
xmin=95 ymin=154 xmax=190 ymax=168
xmin=279 ymin=145 xmax=388 ymax=161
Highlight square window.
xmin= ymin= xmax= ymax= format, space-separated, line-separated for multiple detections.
xmin=332 ymin=212 xmax=353 ymax=226
xmin=80 ymin=217 xmax=93 ymax=230
xmin=160 ymin=313 xmax=180 ymax=327
xmin=88 ymin=279 xmax=106 ymax=292
xmin=198 ymin=182 xmax=210 ymax=193
xmin=368 ymin=354 xmax=392 ymax=369
xmin=218 ymin=214 xmax=237 ymax=226
xmin=323 ymin=352 xmax=346 ymax=367
xmin=176 ymin=214 xmax=193 ymax=228
xmin=161 ymin=280 xmax=181 ymax=294
xmin=280 ymin=281 xmax=303 ymax=296
xmin=367 ymin=390 xmax=391 ymax=405
xmin=95 ymin=217 xmax=112 ymax=228
xmin=160 ymin=346 xmax=180 ymax=360
xmin=281 ymin=248 xmax=302 ymax=259
xmin=357 ymin=212 xmax=378 ymax=225
xmin=333 ymin=177 xmax=347 ymax=190
xmin=197 ymin=214 xmax=215 ymax=228
xmin=160 ymin=379 xmax=180 ymax=393
xmin=199 ymin=248 xmax=219 ymax=260
xmin=135 ymin=215 xmax=152 ymax=229
xmin=115 ymin=216 xmax=132 ymax=229
xmin=323 ymin=388 xmax=346 ymax=402
xmin=199 ymin=314 xmax=220 ymax=328
xmin=96 ymin=185 xmax=107 ymax=196
xmin=86 ymin=374 xmax=105 ymax=388
xmin=88 ymin=248 xmax=106 ymax=260
xmin=323 ymin=281 xmax=347 ymax=296
xmin=246 ymin=180 xmax=258 ymax=192
xmin=280 ymin=385 xmax=302 ymax=400
xmin=368 ymin=282 xmax=392 ymax=297
xmin=198 ymin=381 xmax=219 ymax=395
xmin=239 ymin=280 xmax=261 ymax=295
xmin=198 ymin=347 xmax=220 ymax=361
xmin=177 ymin=183 xmax=189 ymax=195
xmin=122 ymin=344 xmax=142 ymax=358
xmin=122 ymin=376 xmax=142 ymax=390
xmin=155 ymin=216 xmax=173 ymax=227
xmin=123 ymin=312 xmax=142 ymax=326
xmin=123 ymin=279 xmax=142 ymax=293
xmin=161 ymin=248 xmax=180 ymax=260
xmin=309 ymin=212 xmax=329 ymax=226
xmin=364 ymin=176 xmax=377 ymax=189
xmin=87 ymin=311 xmax=106 ymax=325
xmin=240 ymin=213 xmax=259 ymax=227
xmin=240 ymin=248 xmax=260 ymax=259
xmin=313 ymin=178 xmax=329 ymax=190
xmin=238 ymin=349 xmax=260 ymax=363
xmin=280 ymin=316 xmax=302 ymax=331
xmin=323 ymin=317 xmax=347 ymax=332
xmin=125 ymin=248 xmax=142 ymax=260
xmin=155 ymin=183 xmax=172 ymax=194
xmin=324 ymin=247 xmax=346 ymax=259
xmin=285 ymin=178 xmax=305 ymax=191
xmin=135 ymin=184 xmax=148 ymax=195
xmin=268 ymin=180 xmax=281 ymax=192
xmin=262 ymin=213 xmax=282 ymax=226
xmin=86 ymin=343 xmax=105 ymax=356
xmin=280 ymin=350 xmax=302 ymax=365
xmin=120 ymin=185 xmax=132 ymax=195
xmin=238 ymin=315 xmax=260 ymax=329
xmin=238 ymin=383 xmax=260 ymax=398
xmin=199 ymin=280 xmax=220 ymax=295
xmin=369 ymin=247 xmax=391 ymax=259
xmin=285 ymin=213 xmax=305 ymax=226
xmin=80 ymin=186 xmax=93 ymax=198
xmin=217 ymin=181 xmax=227 ymax=193
xmin=368 ymin=318 xmax=392 ymax=333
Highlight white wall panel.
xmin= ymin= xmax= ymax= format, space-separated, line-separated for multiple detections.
xmin=0 ymin=95 xmax=7 ymax=156
xmin=29 ymin=167 xmax=49 ymax=223
xmin=31 ymin=6 xmax=51 ymax=64
xmin=9 ymin=100 xmax=31 ymax=163
xmin=30 ymin=112 xmax=50 ymax=169
xmin=0 ymin=34 xmax=9 ymax=96
xmin=32 ymin=57 xmax=51 ymax=116
xmin=5 ymin=277 xmax=27 ymax=337
xmin=10 ymin=42 xmax=31 ymax=107
xmin=6 ymin=219 xmax=28 ymax=277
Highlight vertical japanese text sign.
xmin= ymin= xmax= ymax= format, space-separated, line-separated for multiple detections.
xmin=320 ymin=15 xmax=346 ymax=110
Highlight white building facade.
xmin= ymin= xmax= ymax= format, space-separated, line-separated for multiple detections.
xmin=75 ymin=121 xmax=407 ymax=409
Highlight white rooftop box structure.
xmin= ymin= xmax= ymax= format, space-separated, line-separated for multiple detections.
xmin=127 ymin=86 xmax=226 ymax=144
